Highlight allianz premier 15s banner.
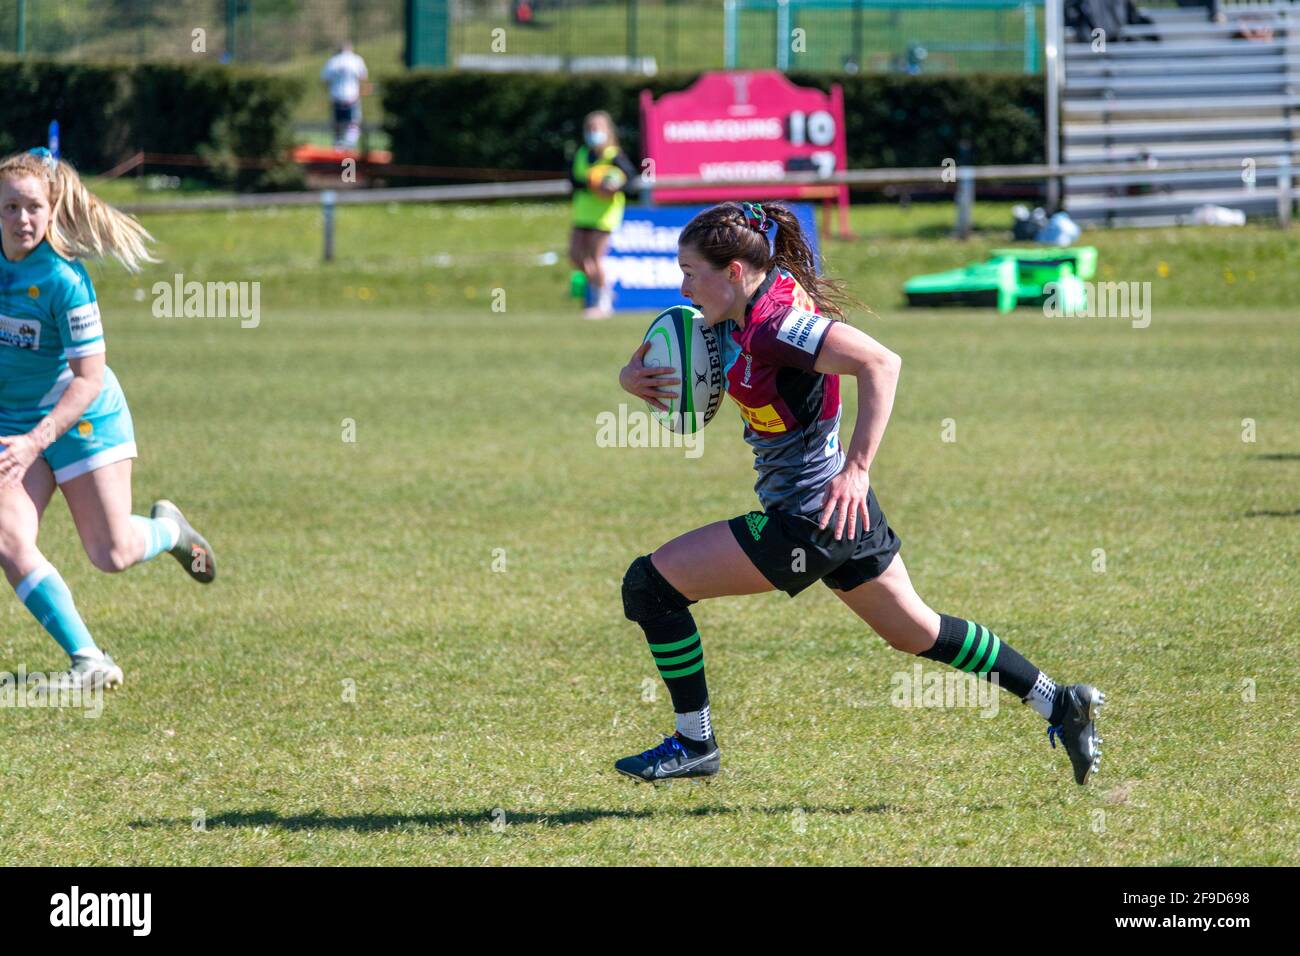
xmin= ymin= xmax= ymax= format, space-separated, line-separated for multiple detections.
xmin=638 ymin=70 xmax=850 ymax=208
xmin=605 ymin=202 xmax=819 ymax=313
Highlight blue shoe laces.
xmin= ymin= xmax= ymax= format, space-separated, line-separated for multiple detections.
xmin=1047 ymin=724 xmax=1065 ymax=749
xmin=640 ymin=734 xmax=686 ymax=763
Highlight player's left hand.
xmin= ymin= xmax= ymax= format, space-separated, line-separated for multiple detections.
xmin=0 ymin=432 xmax=42 ymax=489
xmin=818 ymin=463 xmax=871 ymax=541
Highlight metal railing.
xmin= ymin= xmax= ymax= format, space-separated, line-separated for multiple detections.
xmin=112 ymin=156 xmax=1296 ymax=259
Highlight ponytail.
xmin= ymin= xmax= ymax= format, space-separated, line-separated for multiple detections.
xmin=0 ymin=149 xmax=158 ymax=272
xmin=762 ymin=203 xmax=865 ymax=321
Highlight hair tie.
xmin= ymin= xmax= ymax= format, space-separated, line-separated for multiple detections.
xmin=28 ymin=147 xmax=57 ymax=173
xmin=740 ymin=201 xmax=770 ymax=234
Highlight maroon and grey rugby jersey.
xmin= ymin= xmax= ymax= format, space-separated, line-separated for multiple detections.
xmin=714 ymin=265 xmax=844 ymax=517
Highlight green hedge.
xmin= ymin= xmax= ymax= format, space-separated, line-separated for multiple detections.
xmin=0 ymin=59 xmax=304 ymax=191
xmin=383 ymin=70 xmax=1043 ymax=177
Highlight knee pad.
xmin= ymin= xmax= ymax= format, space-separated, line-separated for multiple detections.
xmin=621 ymin=554 xmax=694 ymax=623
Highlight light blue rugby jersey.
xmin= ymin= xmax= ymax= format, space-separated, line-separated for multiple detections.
xmin=0 ymin=239 xmax=105 ymax=410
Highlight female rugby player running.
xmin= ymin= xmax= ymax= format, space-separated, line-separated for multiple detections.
xmin=0 ymin=148 xmax=216 ymax=690
xmin=614 ymin=201 xmax=1104 ymax=785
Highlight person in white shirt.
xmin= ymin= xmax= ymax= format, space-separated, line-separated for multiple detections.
xmin=321 ymin=42 xmax=370 ymax=149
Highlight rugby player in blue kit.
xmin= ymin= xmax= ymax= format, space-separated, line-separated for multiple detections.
xmin=615 ymin=201 xmax=1104 ymax=785
xmin=0 ymin=148 xmax=216 ymax=691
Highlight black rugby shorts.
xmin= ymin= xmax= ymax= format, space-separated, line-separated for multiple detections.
xmin=726 ymin=487 xmax=902 ymax=597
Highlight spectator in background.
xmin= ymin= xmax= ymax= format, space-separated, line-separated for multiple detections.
xmin=321 ymin=42 xmax=370 ymax=149
xmin=569 ymin=111 xmax=640 ymax=320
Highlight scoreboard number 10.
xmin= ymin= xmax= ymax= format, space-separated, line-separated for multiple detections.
xmin=787 ymin=110 xmax=836 ymax=147
xmin=788 ymin=110 xmax=837 ymax=176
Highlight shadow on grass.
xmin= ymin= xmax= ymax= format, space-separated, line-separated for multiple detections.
xmin=1243 ymin=508 xmax=1300 ymax=518
xmin=1250 ymin=453 xmax=1300 ymax=461
xmin=129 ymin=803 xmax=909 ymax=833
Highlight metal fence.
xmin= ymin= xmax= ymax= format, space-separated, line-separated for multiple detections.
xmin=0 ymin=0 xmax=404 ymax=64
xmin=451 ymin=0 xmax=1044 ymax=73
xmin=0 ymin=0 xmax=1047 ymax=75
xmin=449 ymin=0 xmax=720 ymax=72
xmin=725 ymin=0 xmax=1044 ymax=74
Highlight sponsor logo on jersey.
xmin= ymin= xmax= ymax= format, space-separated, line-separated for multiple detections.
xmin=731 ymin=397 xmax=786 ymax=433
xmin=790 ymin=284 xmax=816 ymax=313
xmin=65 ymin=302 xmax=102 ymax=341
xmin=777 ymin=309 xmax=829 ymax=355
xmin=0 ymin=313 xmax=40 ymax=350
xmin=741 ymin=352 xmax=753 ymax=388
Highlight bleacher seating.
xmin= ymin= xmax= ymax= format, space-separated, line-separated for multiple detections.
xmin=1061 ymin=2 xmax=1300 ymax=225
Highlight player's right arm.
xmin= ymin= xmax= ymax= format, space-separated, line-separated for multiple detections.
xmin=570 ymin=149 xmax=589 ymax=191
xmin=17 ymin=259 xmax=109 ymax=468
xmin=0 ymin=352 xmax=104 ymax=490
xmin=619 ymin=340 xmax=681 ymax=413
xmin=30 ymin=350 xmax=105 ymax=444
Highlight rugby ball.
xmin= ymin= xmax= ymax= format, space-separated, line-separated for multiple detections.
xmin=641 ymin=305 xmax=724 ymax=434
xmin=588 ymin=164 xmax=626 ymax=193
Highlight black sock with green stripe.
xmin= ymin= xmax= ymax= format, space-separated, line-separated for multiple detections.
xmin=920 ymin=614 xmax=1056 ymax=713
xmin=643 ymin=610 xmax=708 ymax=720
xmin=622 ymin=555 xmax=712 ymax=747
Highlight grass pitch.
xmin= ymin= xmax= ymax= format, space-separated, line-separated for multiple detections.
xmin=0 ymin=200 xmax=1295 ymax=865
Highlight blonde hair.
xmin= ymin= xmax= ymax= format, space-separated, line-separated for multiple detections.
xmin=0 ymin=150 xmax=158 ymax=272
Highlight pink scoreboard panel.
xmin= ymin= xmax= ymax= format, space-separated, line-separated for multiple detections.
xmin=639 ymin=70 xmax=849 ymax=215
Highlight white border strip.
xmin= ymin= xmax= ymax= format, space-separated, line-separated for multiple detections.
xmin=15 ymin=561 xmax=56 ymax=602
xmin=53 ymin=442 xmax=138 ymax=484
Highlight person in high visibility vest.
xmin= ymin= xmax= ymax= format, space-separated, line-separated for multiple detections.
xmin=568 ymin=111 xmax=639 ymax=320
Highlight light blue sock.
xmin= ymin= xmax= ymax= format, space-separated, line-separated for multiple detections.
xmin=130 ymin=514 xmax=180 ymax=562
xmin=16 ymin=562 xmax=98 ymax=659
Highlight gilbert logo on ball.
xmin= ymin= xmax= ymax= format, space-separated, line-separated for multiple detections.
xmin=640 ymin=305 xmax=723 ymax=434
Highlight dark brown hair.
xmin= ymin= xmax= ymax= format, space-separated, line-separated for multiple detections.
xmin=677 ymin=200 xmax=864 ymax=321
